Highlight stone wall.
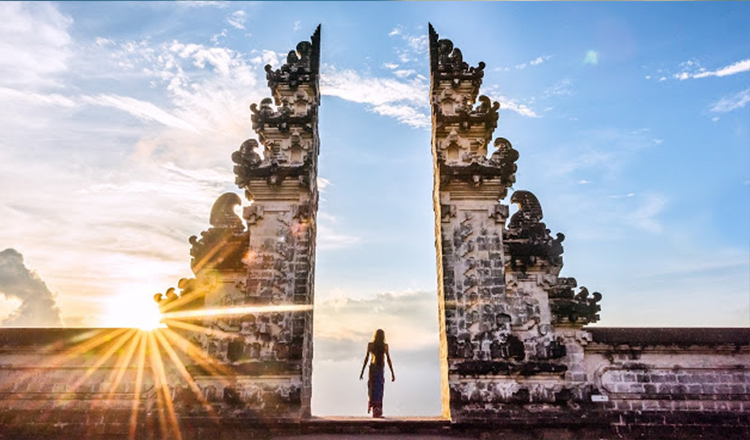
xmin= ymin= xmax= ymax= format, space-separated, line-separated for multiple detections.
xmin=428 ymin=24 xmax=749 ymax=431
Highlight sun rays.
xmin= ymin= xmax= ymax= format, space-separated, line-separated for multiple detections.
xmin=0 ymin=302 xmax=310 ymax=439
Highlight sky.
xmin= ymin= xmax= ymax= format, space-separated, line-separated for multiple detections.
xmin=0 ymin=1 xmax=748 ymax=416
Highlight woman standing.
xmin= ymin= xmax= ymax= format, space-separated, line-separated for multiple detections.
xmin=359 ymin=329 xmax=395 ymax=418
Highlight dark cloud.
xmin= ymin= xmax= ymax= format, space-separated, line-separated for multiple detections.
xmin=0 ymin=248 xmax=62 ymax=326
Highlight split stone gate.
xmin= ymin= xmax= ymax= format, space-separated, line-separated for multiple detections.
xmin=148 ymin=24 xmax=749 ymax=424
xmin=0 ymin=25 xmax=747 ymax=439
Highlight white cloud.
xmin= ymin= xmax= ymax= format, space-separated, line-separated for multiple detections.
xmin=693 ymin=59 xmax=750 ymax=79
xmin=250 ymin=49 xmax=282 ymax=68
xmin=81 ymin=94 xmax=198 ymax=132
xmin=494 ymin=96 xmax=539 ymax=118
xmin=226 ymin=10 xmax=248 ymax=30
xmin=578 ymin=180 xmax=592 ymax=185
xmin=609 ymin=193 xmax=636 ymax=199
xmin=0 ymin=2 xmax=73 ymax=87
xmin=544 ymin=78 xmax=572 ymax=97
xmin=657 ymin=58 xmax=750 ymax=82
xmin=320 ymin=65 xmax=430 ymax=128
xmin=371 ymin=104 xmax=430 ymax=128
xmin=382 ymin=62 xmax=398 ymax=70
xmin=0 ymin=86 xmax=76 ymax=107
xmin=710 ymin=88 xmax=750 ymax=113
xmin=321 ymin=66 xmax=427 ymax=106
xmin=674 ymin=72 xmax=689 ymax=80
xmin=393 ymin=69 xmax=415 ymax=78
xmin=211 ymin=29 xmax=228 ymax=45
xmin=177 ymin=1 xmax=229 ymax=8
xmin=317 ymin=177 xmax=332 ymax=192
xmin=388 ymin=27 xmax=401 ymax=37
xmin=529 ymin=55 xmax=552 ymax=66
xmin=630 ymin=193 xmax=666 ymax=234
xmin=293 ymin=20 xmax=301 ymax=31
xmin=317 ymin=212 xmax=361 ymax=250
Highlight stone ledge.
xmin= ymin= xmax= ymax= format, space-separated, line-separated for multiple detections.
xmin=1 ymin=413 xmax=749 ymax=440
xmin=585 ymin=327 xmax=750 ymax=347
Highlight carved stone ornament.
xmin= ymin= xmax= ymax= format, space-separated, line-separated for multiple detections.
xmin=505 ymin=190 xmax=565 ymax=272
xmin=429 ymin=23 xmax=486 ymax=90
xmin=154 ymin=277 xmax=207 ymax=314
xmin=189 ymin=193 xmax=249 ymax=273
xmin=250 ymin=98 xmax=315 ymax=134
xmin=548 ymin=280 xmax=603 ymax=325
xmin=232 ymin=139 xmax=262 ymax=188
xmin=489 ymin=137 xmax=519 ymax=188
xmin=265 ymin=25 xmax=321 ymax=94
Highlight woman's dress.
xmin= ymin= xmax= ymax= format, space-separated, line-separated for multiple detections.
xmin=367 ymin=344 xmax=386 ymax=417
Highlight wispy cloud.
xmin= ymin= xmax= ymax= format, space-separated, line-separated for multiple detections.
xmin=386 ymin=25 xmax=428 ymax=66
xmin=226 ymin=10 xmax=248 ymax=30
xmin=629 ymin=193 xmax=667 ymax=234
xmin=653 ymin=58 xmax=750 ymax=82
xmin=515 ymin=55 xmax=552 ymax=70
xmin=693 ymin=59 xmax=750 ymax=79
xmin=317 ymin=212 xmax=362 ymax=250
xmin=484 ymin=86 xmax=539 ymax=118
xmin=710 ymin=88 xmax=750 ymax=113
xmin=320 ymin=65 xmax=430 ymax=128
xmin=81 ymin=94 xmax=198 ymax=132
xmin=0 ymin=2 xmax=73 ymax=88
xmin=544 ymin=78 xmax=573 ymax=97
xmin=177 ymin=1 xmax=229 ymax=8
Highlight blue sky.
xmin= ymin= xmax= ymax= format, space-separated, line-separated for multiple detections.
xmin=0 ymin=1 xmax=748 ymax=416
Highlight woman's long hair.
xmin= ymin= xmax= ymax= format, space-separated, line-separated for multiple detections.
xmin=371 ymin=329 xmax=386 ymax=363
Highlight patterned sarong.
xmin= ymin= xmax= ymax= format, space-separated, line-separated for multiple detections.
xmin=367 ymin=363 xmax=385 ymax=416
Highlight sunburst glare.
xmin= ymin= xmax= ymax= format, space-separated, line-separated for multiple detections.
xmin=102 ymin=289 xmax=165 ymax=330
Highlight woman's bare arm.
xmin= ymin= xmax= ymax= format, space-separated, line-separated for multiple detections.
xmin=359 ymin=342 xmax=371 ymax=379
xmin=385 ymin=344 xmax=395 ymax=381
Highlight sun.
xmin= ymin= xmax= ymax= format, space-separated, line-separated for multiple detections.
xmin=101 ymin=289 xmax=165 ymax=330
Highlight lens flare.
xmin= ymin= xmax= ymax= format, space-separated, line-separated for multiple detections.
xmin=161 ymin=303 xmax=312 ymax=320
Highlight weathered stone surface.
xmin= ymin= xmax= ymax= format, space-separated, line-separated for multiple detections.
xmin=429 ymin=24 xmax=749 ymax=428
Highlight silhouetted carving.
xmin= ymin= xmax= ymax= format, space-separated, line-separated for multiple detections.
xmin=250 ymin=98 xmax=314 ymax=133
xmin=505 ymin=190 xmax=565 ymax=271
xmin=549 ymin=282 xmax=602 ymax=325
xmin=232 ymin=139 xmax=262 ymax=188
xmin=429 ymin=23 xmax=485 ymax=90
xmin=265 ymin=25 xmax=321 ymax=95
xmin=189 ymin=193 xmax=248 ymax=273
xmin=489 ymin=137 xmax=519 ymax=188
xmin=154 ymin=277 xmax=206 ymax=313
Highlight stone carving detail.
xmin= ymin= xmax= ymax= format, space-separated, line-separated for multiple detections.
xmin=489 ymin=137 xmax=519 ymax=188
xmin=250 ymin=98 xmax=315 ymax=134
xmin=232 ymin=139 xmax=262 ymax=188
xmin=429 ymin=23 xmax=485 ymax=90
xmin=548 ymin=279 xmax=602 ymax=325
xmin=154 ymin=277 xmax=207 ymax=313
xmin=188 ymin=193 xmax=249 ymax=273
xmin=431 ymin=25 xmax=604 ymax=422
xmin=265 ymin=25 xmax=321 ymax=93
xmin=504 ymin=190 xmax=565 ymax=272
